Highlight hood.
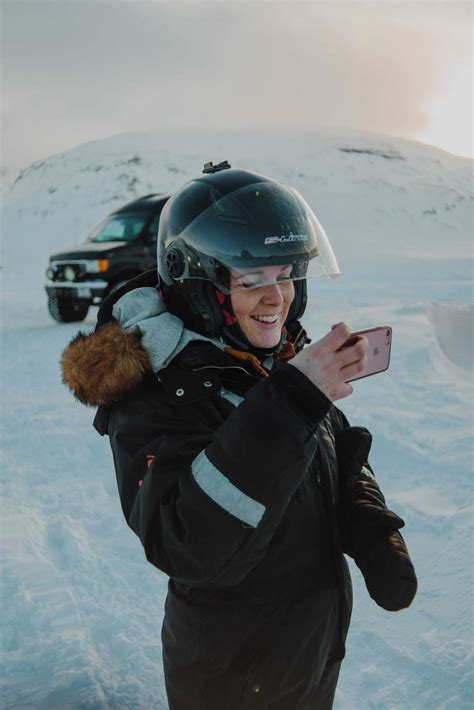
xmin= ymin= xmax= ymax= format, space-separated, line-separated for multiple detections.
xmin=61 ymin=284 xmax=225 ymax=406
xmin=112 ymin=287 xmax=226 ymax=372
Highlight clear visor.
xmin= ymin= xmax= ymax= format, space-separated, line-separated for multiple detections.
xmin=168 ymin=181 xmax=340 ymax=293
xmin=227 ymin=258 xmax=335 ymax=294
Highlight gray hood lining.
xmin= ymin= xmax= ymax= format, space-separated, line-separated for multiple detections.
xmin=112 ymin=287 xmax=226 ymax=372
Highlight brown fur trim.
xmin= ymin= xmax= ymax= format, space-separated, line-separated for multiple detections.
xmin=61 ymin=321 xmax=151 ymax=406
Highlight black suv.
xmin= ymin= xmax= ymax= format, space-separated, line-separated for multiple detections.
xmin=45 ymin=193 xmax=170 ymax=322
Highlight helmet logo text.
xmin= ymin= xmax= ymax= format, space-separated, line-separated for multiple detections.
xmin=265 ymin=233 xmax=309 ymax=245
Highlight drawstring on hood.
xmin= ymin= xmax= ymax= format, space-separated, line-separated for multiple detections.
xmin=223 ymin=340 xmax=298 ymax=379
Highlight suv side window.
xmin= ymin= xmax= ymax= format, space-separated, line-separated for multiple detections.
xmin=147 ymin=214 xmax=161 ymax=243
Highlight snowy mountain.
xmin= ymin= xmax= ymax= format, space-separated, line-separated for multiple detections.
xmin=1 ymin=129 xmax=472 ymax=709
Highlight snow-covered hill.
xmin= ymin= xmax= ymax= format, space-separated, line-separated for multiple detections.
xmin=1 ymin=129 xmax=472 ymax=709
xmin=2 ymin=128 xmax=472 ymax=281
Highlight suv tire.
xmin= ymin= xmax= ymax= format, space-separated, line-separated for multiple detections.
xmin=48 ymin=297 xmax=89 ymax=323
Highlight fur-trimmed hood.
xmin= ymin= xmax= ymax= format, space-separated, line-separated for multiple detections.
xmin=61 ymin=286 xmax=225 ymax=406
xmin=61 ymin=321 xmax=150 ymax=406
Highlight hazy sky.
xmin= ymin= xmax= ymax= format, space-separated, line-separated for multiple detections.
xmin=1 ymin=0 xmax=472 ymax=179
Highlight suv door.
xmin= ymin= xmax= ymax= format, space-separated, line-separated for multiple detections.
xmin=142 ymin=212 xmax=162 ymax=270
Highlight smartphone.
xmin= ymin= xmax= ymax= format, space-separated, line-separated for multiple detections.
xmin=337 ymin=325 xmax=392 ymax=382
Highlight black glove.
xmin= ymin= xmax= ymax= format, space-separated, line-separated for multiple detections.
xmin=335 ymin=427 xmax=418 ymax=612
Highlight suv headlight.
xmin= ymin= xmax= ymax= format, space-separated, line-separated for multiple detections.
xmin=64 ymin=266 xmax=76 ymax=281
xmin=85 ymin=259 xmax=110 ymax=274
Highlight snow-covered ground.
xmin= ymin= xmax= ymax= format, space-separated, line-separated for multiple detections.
xmin=1 ymin=130 xmax=472 ymax=709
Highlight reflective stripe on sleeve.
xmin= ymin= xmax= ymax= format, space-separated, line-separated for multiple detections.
xmin=191 ymin=450 xmax=265 ymax=528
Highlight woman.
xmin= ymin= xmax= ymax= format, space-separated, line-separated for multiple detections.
xmin=62 ymin=162 xmax=417 ymax=709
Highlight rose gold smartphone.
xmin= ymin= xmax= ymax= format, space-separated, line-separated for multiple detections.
xmin=337 ymin=325 xmax=392 ymax=382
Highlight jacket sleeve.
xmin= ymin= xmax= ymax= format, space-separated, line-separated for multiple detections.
xmin=334 ymin=410 xmax=418 ymax=611
xmin=106 ymin=362 xmax=331 ymax=587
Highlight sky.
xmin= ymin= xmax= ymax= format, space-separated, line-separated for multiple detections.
xmin=1 ymin=0 xmax=473 ymax=183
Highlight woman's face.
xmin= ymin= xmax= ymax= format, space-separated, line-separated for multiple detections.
xmin=229 ymin=265 xmax=295 ymax=349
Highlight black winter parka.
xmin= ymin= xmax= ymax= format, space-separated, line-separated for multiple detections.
xmin=61 ymin=275 xmax=417 ymax=710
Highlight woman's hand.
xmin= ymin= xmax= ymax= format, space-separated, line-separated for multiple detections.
xmin=290 ymin=322 xmax=368 ymax=402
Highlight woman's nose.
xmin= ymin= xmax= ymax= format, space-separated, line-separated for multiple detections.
xmin=262 ymin=281 xmax=284 ymax=304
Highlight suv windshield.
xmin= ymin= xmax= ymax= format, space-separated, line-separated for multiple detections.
xmin=87 ymin=212 xmax=149 ymax=243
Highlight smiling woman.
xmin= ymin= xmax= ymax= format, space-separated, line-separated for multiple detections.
xmin=230 ymin=265 xmax=295 ymax=349
xmin=61 ymin=161 xmax=417 ymax=710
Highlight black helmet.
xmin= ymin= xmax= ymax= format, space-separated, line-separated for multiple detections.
xmin=158 ymin=161 xmax=339 ymax=341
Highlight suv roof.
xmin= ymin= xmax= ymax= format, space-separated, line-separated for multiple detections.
xmin=114 ymin=193 xmax=171 ymax=214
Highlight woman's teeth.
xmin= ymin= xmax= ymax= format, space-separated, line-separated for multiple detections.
xmin=251 ymin=315 xmax=279 ymax=323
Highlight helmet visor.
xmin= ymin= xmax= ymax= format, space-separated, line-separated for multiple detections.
xmin=168 ymin=181 xmax=340 ymax=293
xmin=227 ymin=260 xmax=313 ymax=294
